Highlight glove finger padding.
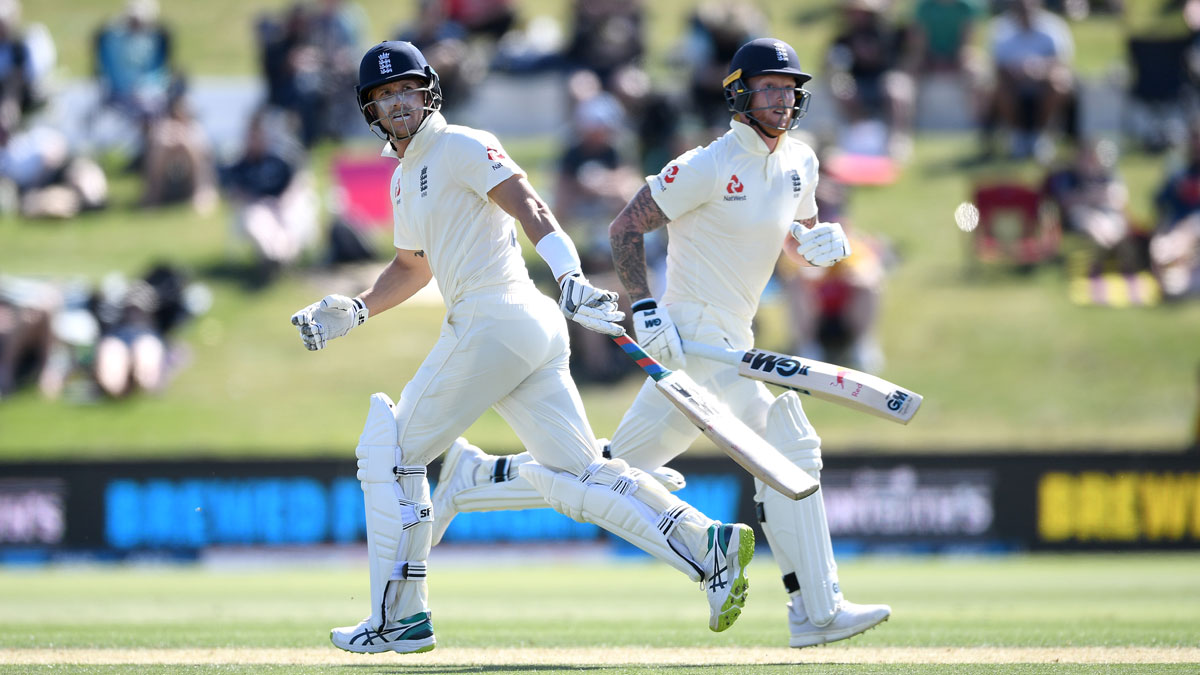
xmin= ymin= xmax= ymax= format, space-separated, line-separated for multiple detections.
xmin=794 ymin=222 xmax=851 ymax=267
xmin=559 ymin=274 xmax=625 ymax=335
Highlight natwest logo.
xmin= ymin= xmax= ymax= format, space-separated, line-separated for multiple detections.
xmin=486 ymin=146 xmax=505 ymax=160
xmin=663 ymin=165 xmax=679 ymax=183
xmin=726 ymin=174 xmax=743 ymax=194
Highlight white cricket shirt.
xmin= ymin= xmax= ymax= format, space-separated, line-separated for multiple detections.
xmin=385 ymin=112 xmax=532 ymax=307
xmin=647 ymin=119 xmax=819 ymax=324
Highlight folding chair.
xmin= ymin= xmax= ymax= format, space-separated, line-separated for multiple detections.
xmin=970 ymin=183 xmax=1061 ymax=270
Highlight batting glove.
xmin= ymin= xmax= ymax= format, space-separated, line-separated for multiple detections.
xmin=791 ymin=221 xmax=852 ymax=267
xmin=290 ymin=294 xmax=369 ymax=351
xmin=631 ymin=298 xmax=685 ymax=369
xmin=558 ymin=273 xmax=625 ymax=336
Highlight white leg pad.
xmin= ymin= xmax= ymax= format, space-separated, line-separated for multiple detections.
xmin=355 ymin=393 xmax=433 ymax=631
xmin=451 ymin=453 xmax=548 ymax=512
xmin=756 ymin=391 xmax=842 ymax=628
xmin=519 ymin=458 xmax=710 ymax=582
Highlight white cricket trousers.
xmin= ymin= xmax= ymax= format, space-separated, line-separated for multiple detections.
xmin=392 ymin=285 xmax=599 ymax=474
xmin=609 ymin=300 xmax=774 ymax=469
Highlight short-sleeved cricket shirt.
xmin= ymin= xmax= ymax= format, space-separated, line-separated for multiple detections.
xmin=647 ymin=119 xmax=819 ymax=324
xmin=385 ymin=112 xmax=532 ymax=307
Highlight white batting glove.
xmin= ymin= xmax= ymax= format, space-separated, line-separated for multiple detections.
xmin=791 ymin=221 xmax=852 ymax=267
xmin=290 ymin=294 xmax=369 ymax=351
xmin=558 ymin=273 xmax=625 ymax=336
xmin=631 ymin=298 xmax=685 ymax=369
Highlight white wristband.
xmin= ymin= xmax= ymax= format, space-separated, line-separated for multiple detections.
xmin=534 ymin=231 xmax=582 ymax=281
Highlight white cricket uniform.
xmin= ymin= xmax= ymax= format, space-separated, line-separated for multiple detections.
xmin=385 ymin=112 xmax=597 ymax=474
xmin=611 ymin=119 xmax=819 ymax=469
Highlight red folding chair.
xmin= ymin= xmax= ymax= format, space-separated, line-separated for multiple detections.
xmin=971 ymin=183 xmax=1061 ymax=268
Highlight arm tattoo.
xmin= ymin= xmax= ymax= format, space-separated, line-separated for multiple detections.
xmin=414 ymin=250 xmax=425 ymax=257
xmin=610 ymin=186 xmax=669 ymax=301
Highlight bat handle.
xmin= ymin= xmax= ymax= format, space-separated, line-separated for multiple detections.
xmin=680 ymin=339 xmax=742 ymax=367
xmin=611 ymin=333 xmax=671 ymax=382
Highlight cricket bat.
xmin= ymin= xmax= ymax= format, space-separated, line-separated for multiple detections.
xmin=611 ymin=334 xmax=819 ymax=500
xmin=681 ymin=339 xmax=922 ymax=425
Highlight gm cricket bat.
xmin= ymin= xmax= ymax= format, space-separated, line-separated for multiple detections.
xmin=681 ymin=340 xmax=922 ymax=425
xmin=611 ymin=334 xmax=819 ymax=500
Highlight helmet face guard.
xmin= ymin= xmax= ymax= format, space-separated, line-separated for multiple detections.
xmin=355 ymin=41 xmax=443 ymax=141
xmin=723 ymin=69 xmax=811 ymax=132
xmin=360 ymin=82 xmax=442 ymax=141
xmin=722 ymin=38 xmax=813 ymax=132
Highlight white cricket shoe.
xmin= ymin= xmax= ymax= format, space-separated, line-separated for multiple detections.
xmin=430 ymin=438 xmax=486 ymax=546
xmin=703 ymin=523 xmax=755 ymax=632
xmin=330 ymin=612 xmax=436 ymax=654
xmin=788 ymin=599 xmax=891 ymax=648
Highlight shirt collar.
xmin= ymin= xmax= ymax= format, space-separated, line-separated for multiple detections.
xmin=729 ymin=118 xmax=787 ymax=157
xmin=380 ymin=111 xmax=448 ymax=160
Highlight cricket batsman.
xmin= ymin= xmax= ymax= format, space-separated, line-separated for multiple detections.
xmin=432 ymin=38 xmax=891 ymax=648
xmin=290 ymin=41 xmax=758 ymax=655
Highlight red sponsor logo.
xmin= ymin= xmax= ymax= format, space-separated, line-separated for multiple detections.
xmin=832 ymin=370 xmax=847 ymax=388
xmin=487 ymin=146 xmax=506 ymax=160
xmin=663 ymin=165 xmax=679 ymax=183
xmin=726 ymin=174 xmax=743 ymax=194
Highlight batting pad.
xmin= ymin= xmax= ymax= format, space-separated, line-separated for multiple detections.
xmin=355 ymin=393 xmax=433 ymax=630
xmin=451 ymin=455 xmax=686 ymax=513
xmin=757 ymin=391 xmax=842 ymax=627
xmin=520 ymin=458 xmax=710 ymax=582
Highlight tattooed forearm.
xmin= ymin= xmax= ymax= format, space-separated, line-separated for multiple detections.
xmin=610 ymin=186 xmax=669 ymax=301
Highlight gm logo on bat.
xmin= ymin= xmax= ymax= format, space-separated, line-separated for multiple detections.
xmin=743 ymin=351 xmax=810 ymax=378
xmin=886 ymin=390 xmax=910 ymax=412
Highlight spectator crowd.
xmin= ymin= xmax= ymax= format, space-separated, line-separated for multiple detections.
xmin=2 ymin=0 xmax=1200 ymax=402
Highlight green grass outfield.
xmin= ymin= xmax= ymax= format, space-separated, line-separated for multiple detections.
xmin=1 ymin=553 xmax=1198 ymax=673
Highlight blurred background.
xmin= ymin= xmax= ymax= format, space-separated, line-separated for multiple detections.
xmin=1 ymin=0 xmax=1198 ymax=562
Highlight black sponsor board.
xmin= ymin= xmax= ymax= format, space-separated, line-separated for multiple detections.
xmin=1 ymin=450 xmax=1198 ymax=559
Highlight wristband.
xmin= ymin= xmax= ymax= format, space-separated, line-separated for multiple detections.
xmin=352 ymin=297 xmax=369 ymax=325
xmin=535 ymin=231 xmax=582 ymax=281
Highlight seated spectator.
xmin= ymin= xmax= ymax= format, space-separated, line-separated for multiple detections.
xmin=563 ymin=0 xmax=644 ymax=87
xmin=307 ymin=0 xmax=367 ymax=142
xmin=903 ymin=0 xmax=987 ymax=126
xmin=680 ymin=0 xmax=766 ymax=135
xmin=93 ymin=0 xmax=179 ymax=124
xmin=1042 ymin=137 xmax=1142 ymax=276
xmin=258 ymin=3 xmax=323 ymax=146
xmin=0 ymin=0 xmax=56 ymax=122
xmin=90 ymin=264 xmax=209 ymax=398
xmin=0 ymin=112 xmax=108 ymax=219
xmin=220 ymin=111 xmax=317 ymax=281
xmin=1151 ymin=119 xmax=1200 ymax=299
xmin=396 ymin=0 xmax=480 ymax=114
xmin=440 ymin=0 xmax=516 ymax=42
xmin=140 ymin=91 xmax=217 ymax=214
xmin=825 ymin=0 xmax=915 ymax=160
xmin=984 ymin=0 xmax=1077 ymax=160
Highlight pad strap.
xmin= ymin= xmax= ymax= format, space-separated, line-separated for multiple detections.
xmin=390 ymin=561 xmax=428 ymax=580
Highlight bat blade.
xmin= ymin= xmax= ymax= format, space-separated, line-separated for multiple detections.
xmin=681 ymin=340 xmax=922 ymax=425
xmin=655 ymin=371 xmax=819 ymax=500
xmin=612 ymin=334 xmax=817 ymax=500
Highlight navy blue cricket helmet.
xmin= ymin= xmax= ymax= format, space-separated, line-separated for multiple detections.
xmin=356 ymin=41 xmax=443 ymax=135
xmin=722 ymin=38 xmax=812 ymax=130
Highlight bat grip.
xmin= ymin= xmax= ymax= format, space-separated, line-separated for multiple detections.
xmin=679 ymin=339 xmax=742 ymax=367
xmin=611 ymin=334 xmax=671 ymax=382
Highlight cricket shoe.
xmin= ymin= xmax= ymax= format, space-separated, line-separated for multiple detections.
xmin=788 ymin=599 xmax=891 ymax=648
xmin=430 ymin=438 xmax=486 ymax=546
xmin=703 ymin=523 xmax=755 ymax=632
xmin=330 ymin=612 xmax=436 ymax=654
